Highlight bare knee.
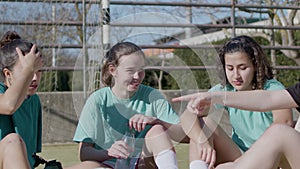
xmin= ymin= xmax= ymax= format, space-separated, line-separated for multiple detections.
xmin=144 ymin=124 xmax=174 ymax=156
xmin=265 ymin=124 xmax=292 ymax=138
xmin=1 ymin=133 xmax=24 ymax=145
xmin=0 ymin=133 xmax=25 ymax=156
xmin=145 ymin=124 xmax=166 ymax=138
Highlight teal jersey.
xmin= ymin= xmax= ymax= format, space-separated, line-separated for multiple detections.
xmin=73 ymin=84 xmax=179 ymax=162
xmin=0 ymin=83 xmax=42 ymax=168
xmin=209 ymin=79 xmax=285 ymax=151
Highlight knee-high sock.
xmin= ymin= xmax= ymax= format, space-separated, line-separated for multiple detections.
xmin=190 ymin=160 xmax=208 ymax=169
xmin=155 ymin=149 xmax=178 ymax=169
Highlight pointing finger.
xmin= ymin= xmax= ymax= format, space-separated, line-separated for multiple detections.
xmin=172 ymin=93 xmax=198 ymax=102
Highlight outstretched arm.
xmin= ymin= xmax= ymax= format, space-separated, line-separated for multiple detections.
xmin=172 ymin=90 xmax=298 ymax=112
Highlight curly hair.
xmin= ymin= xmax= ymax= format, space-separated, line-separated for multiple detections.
xmin=217 ymin=35 xmax=273 ymax=90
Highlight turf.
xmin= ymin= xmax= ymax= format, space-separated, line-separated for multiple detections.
xmin=36 ymin=143 xmax=189 ymax=169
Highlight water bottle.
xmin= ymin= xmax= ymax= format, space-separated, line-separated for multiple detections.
xmin=115 ymin=129 xmax=136 ymax=169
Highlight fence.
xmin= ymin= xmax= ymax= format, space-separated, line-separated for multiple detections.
xmin=0 ymin=0 xmax=299 ymax=143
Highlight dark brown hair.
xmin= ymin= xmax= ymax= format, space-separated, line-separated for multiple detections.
xmin=217 ymin=35 xmax=273 ymax=90
xmin=0 ymin=31 xmax=36 ymax=80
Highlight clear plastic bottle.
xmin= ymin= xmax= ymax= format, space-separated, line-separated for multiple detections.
xmin=115 ymin=129 xmax=136 ymax=169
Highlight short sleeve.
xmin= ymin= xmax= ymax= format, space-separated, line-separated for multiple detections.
xmin=73 ymin=93 xmax=102 ymax=144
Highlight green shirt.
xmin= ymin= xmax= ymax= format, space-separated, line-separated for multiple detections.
xmin=209 ymin=79 xmax=285 ymax=151
xmin=0 ymin=83 xmax=42 ymax=168
xmin=73 ymin=84 xmax=179 ymax=163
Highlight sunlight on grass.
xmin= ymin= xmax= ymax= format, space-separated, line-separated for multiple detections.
xmin=36 ymin=143 xmax=189 ymax=169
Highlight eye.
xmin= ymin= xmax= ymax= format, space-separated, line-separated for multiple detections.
xmin=239 ymin=66 xmax=247 ymax=70
xmin=126 ymin=69 xmax=135 ymax=74
xmin=226 ymin=66 xmax=233 ymax=71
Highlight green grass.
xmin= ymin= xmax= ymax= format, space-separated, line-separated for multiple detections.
xmin=36 ymin=143 xmax=189 ymax=169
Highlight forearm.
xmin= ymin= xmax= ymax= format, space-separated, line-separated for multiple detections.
xmin=79 ymin=144 xmax=111 ymax=162
xmin=179 ymin=110 xmax=211 ymax=144
xmin=213 ymin=90 xmax=298 ymax=111
xmin=0 ymin=69 xmax=34 ymax=115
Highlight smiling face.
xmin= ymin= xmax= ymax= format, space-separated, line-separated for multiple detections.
xmin=110 ymin=53 xmax=145 ymax=99
xmin=225 ymin=51 xmax=255 ymax=91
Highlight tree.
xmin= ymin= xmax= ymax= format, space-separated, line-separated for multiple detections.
xmin=236 ymin=0 xmax=300 ymax=64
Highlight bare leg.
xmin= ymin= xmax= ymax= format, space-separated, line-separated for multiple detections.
xmin=216 ymin=124 xmax=300 ymax=169
xmin=142 ymin=124 xmax=176 ymax=157
xmin=141 ymin=124 xmax=177 ymax=169
xmin=0 ymin=133 xmax=30 ymax=169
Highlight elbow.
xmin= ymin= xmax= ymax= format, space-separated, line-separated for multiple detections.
xmin=78 ymin=143 xmax=92 ymax=162
xmin=285 ymin=119 xmax=294 ymax=127
xmin=78 ymin=146 xmax=87 ymax=162
xmin=273 ymin=119 xmax=294 ymax=128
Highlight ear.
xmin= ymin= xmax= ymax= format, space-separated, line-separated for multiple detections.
xmin=108 ymin=64 xmax=117 ymax=76
xmin=2 ymin=68 xmax=12 ymax=86
xmin=3 ymin=68 xmax=11 ymax=79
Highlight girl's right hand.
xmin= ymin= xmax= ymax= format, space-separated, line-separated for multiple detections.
xmin=197 ymin=139 xmax=216 ymax=169
xmin=107 ymin=140 xmax=130 ymax=159
xmin=16 ymin=44 xmax=44 ymax=72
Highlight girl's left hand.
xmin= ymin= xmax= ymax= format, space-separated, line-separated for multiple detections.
xmin=129 ymin=114 xmax=156 ymax=132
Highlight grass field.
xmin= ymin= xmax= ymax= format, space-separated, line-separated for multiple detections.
xmin=36 ymin=143 xmax=190 ymax=169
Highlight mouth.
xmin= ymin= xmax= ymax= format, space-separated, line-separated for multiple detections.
xmin=232 ymin=80 xmax=243 ymax=86
xmin=29 ymin=84 xmax=38 ymax=89
xmin=130 ymin=80 xmax=140 ymax=87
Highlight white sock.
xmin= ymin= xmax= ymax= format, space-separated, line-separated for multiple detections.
xmin=155 ymin=149 xmax=178 ymax=169
xmin=190 ymin=160 xmax=208 ymax=169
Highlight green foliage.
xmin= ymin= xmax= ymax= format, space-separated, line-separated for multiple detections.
xmin=39 ymin=34 xmax=299 ymax=91
xmin=253 ymin=35 xmax=299 ymax=87
xmin=39 ymin=71 xmax=57 ymax=92
xmin=39 ymin=70 xmax=77 ymax=92
xmin=165 ymin=48 xmax=220 ymax=90
xmin=275 ymin=54 xmax=299 ymax=87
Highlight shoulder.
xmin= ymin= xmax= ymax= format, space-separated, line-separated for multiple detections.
xmin=28 ymin=94 xmax=41 ymax=103
xmin=209 ymin=84 xmax=232 ymax=92
xmin=0 ymin=82 xmax=7 ymax=93
xmin=89 ymin=87 xmax=110 ymax=99
xmin=137 ymin=84 xmax=164 ymax=98
xmin=84 ymin=87 xmax=111 ymax=105
xmin=139 ymin=84 xmax=155 ymax=92
xmin=263 ymin=79 xmax=285 ymax=90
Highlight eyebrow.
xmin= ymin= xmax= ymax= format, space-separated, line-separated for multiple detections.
xmin=225 ymin=63 xmax=249 ymax=66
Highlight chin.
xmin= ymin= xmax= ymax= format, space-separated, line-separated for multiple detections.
xmin=128 ymin=88 xmax=137 ymax=93
xmin=27 ymin=90 xmax=37 ymax=96
xmin=235 ymin=87 xmax=247 ymax=91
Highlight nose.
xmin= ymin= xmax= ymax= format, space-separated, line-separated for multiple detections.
xmin=32 ymin=73 xmax=38 ymax=80
xmin=133 ymin=70 xmax=145 ymax=79
xmin=133 ymin=71 xmax=139 ymax=79
xmin=233 ymin=68 xmax=241 ymax=78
